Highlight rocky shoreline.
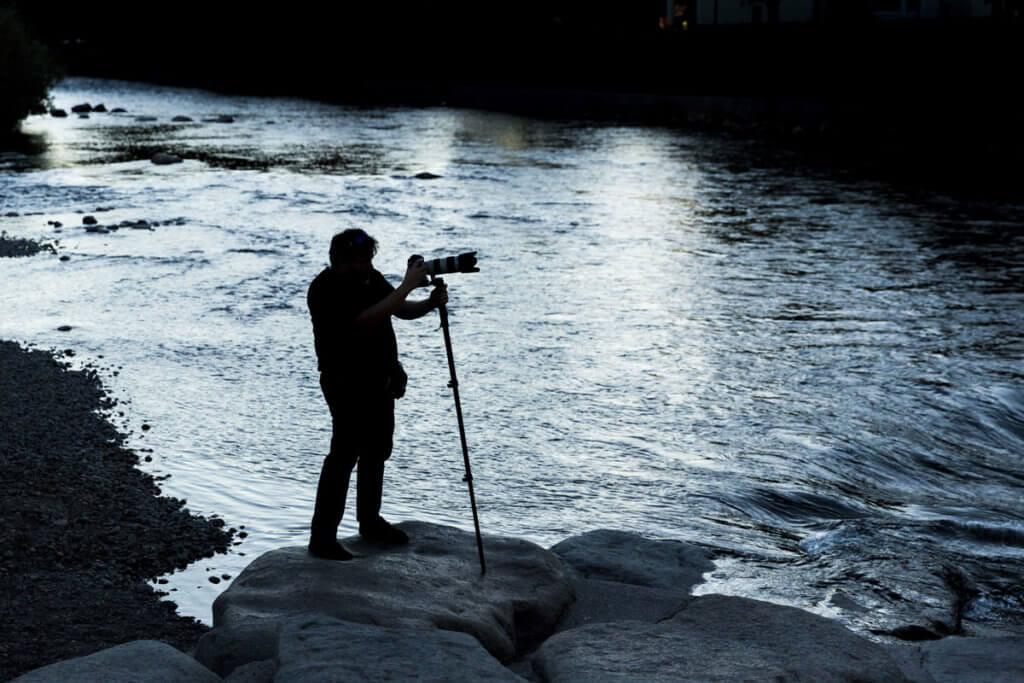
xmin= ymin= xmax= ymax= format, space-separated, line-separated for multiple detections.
xmin=3 ymin=338 xmax=1022 ymax=681
xmin=0 ymin=340 xmax=235 ymax=681
xmin=10 ymin=521 xmax=1024 ymax=682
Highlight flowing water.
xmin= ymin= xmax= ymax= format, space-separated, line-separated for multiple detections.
xmin=2 ymin=78 xmax=1022 ymax=638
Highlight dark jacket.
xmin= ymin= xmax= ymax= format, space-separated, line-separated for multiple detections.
xmin=308 ymin=267 xmax=398 ymax=392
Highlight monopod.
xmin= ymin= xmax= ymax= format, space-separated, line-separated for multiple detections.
xmin=432 ymin=275 xmax=486 ymax=576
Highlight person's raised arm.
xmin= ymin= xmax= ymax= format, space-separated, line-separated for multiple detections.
xmin=354 ymin=259 xmax=429 ymax=328
xmin=395 ymin=278 xmax=447 ymax=320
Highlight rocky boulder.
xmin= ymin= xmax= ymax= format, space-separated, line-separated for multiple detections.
xmin=891 ymin=635 xmax=1024 ymax=683
xmin=533 ymin=593 xmax=909 ymax=682
xmin=273 ymin=614 xmax=525 ymax=682
xmin=210 ymin=521 xmax=573 ymax=666
xmin=9 ymin=640 xmax=221 ymax=683
xmin=549 ymin=528 xmax=715 ymax=591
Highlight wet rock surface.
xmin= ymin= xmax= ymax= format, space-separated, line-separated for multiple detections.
xmin=9 ymin=640 xmax=222 ymax=683
xmin=0 ymin=341 xmax=235 ymax=681
xmin=211 ymin=521 xmax=575 ymax=664
xmin=533 ymin=594 xmax=909 ymax=682
xmin=549 ymin=528 xmax=716 ymax=591
xmin=273 ymin=614 xmax=525 ymax=682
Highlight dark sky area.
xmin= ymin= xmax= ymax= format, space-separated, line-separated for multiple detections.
xmin=4 ymin=1 xmax=1020 ymax=101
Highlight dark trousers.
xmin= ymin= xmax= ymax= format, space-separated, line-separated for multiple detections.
xmin=310 ymin=372 xmax=394 ymax=545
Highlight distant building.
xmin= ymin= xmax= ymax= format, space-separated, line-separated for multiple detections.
xmin=693 ymin=0 xmax=816 ymax=25
xmin=676 ymin=0 xmax=1013 ymax=25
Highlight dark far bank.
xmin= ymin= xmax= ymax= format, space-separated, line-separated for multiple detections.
xmin=5 ymin=0 xmax=1022 ymax=194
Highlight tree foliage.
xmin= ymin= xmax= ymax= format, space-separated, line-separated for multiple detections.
xmin=0 ymin=6 xmax=60 ymax=137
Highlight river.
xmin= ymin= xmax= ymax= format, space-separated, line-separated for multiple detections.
xmin=2 ymin=78 xmax=1022 ymax=638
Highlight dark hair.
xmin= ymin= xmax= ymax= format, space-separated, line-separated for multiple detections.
xmin=329 ymin=229 xmax=377 ymax=267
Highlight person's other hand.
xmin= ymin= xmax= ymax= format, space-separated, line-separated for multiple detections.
xmin=430 ymin=278 xmax=448 ymax=308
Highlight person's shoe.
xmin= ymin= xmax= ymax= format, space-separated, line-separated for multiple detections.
xmin=359 ymin=517 xmax=409 ymax=546
xmin=308 ymin=539 xmax=354 ymax=561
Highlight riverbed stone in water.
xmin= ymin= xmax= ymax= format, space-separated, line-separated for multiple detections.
xmin=534 ymin=593 xmax=908 ymax=682
xmin=211 ymin=521 xmax=574 ymax=663
xmin=274 ymin=614 xmax=524 ymax=682
xmin=9 ymin=640 xmax=221 ymax=683
xmin=152 ymin=152 xmax=183 ymax=165
xmin=549 ymin=529 xmax=715 ymax=592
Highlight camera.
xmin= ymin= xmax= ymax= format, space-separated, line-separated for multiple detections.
xmin=409 ymin=251 xmax=479 ymax=276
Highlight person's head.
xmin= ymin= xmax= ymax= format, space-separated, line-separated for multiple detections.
xmin=329 ymin=229 xmax=378 ymax=280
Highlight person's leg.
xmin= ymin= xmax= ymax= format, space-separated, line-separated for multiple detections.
xmin=356 ymin=394 xmax=392 ymax=523
xmin=309 ymin=374 xmax=359 ymax=560
xmin=358 ymin=396 xmax=407 ymax=545
xmin=309 ymin=450 xmax=357 ymax=548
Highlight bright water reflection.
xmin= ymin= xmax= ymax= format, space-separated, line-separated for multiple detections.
xmin=1 ymin=78 xmax=1022 ymax=637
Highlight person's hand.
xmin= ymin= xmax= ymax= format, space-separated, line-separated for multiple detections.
xmin=402 ymin=257 xmax=429 ymax=291
xmin=430 ymin=278 xmax=448 ymax=308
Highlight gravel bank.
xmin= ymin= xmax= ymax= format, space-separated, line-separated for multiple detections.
xmin=0 ymin=340 xmax=234 ymax=681
xmin=0 ymin=234 xmax=54 ymax=258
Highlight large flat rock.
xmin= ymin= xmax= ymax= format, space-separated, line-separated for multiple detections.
xmin=212 ymin=521 xmax=574 ymax=663
xmin=892 ymin=635 xmax=1024 ymax=683
xmin=549 ymin=529 xmax=714 ymax=593
xmin=274 ymin=614 xmax=524 ymax=682
xmin=9 ymin=640 xmax=221 ymax=683
xmin=533 ymin=593 xmax=908 ymax=682
xmin=554 ymin=576 xmax=691 ymax=632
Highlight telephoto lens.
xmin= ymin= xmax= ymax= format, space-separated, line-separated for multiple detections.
xmin=413 ymin=251 xmax=479 ymax=275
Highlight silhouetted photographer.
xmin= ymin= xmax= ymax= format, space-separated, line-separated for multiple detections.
xmin=306 ymin=229 xmax=449 ymax=561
